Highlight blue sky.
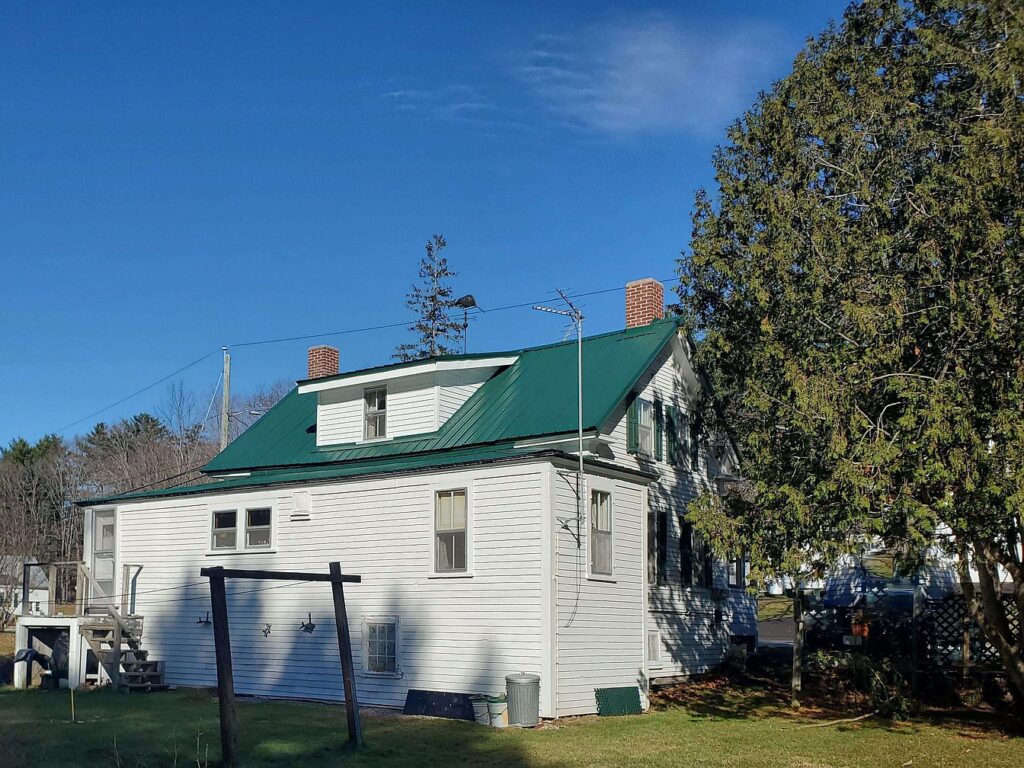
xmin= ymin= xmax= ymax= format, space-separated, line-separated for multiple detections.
xmin=0 ymin=1 xmax=849 ymax=444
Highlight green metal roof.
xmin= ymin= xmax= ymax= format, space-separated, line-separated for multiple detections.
xmin=206 ymin=318 xmax=678 ymax=473
xmin=85 ymin=318 xmax=679 ymax=504
xmin=81 ymin=442 xmax=535 ymax=504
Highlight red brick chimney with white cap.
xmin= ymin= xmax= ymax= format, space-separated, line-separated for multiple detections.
xmin=625 ymin=278 xmax=665 ymax=328
xmin=307 ymin=345 xmax=339 ymax=379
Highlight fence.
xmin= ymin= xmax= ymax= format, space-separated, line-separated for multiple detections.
xmin=798 ymin=583 xmax=1019 ymax=688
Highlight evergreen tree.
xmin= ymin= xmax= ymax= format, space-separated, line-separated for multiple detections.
xmin=394 ymin=234 xmax=464 ymax=361
xmin=679 ymin=0 xmax=1024 ymax=701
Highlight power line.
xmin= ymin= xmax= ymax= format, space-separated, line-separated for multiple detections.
xmin=53 ymin=349 xmax=220 ymax=434
xmin=49 ymin=276 xmax=682 ymax=437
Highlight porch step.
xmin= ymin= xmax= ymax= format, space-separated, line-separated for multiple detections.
xmin=78 ymin=616 xmax=167 ymax=693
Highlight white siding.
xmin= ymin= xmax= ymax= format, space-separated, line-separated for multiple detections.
xmin=316 ymin=368 xmax=497 ymax=446
xmin=317 ymin=372 xmax=438 ymax=445
xmin=436 ymin=368 xmax=489 ymax=424
xmin=109 ymin=463 xmax=546 ymax=708
xmin=599 ymin=338 xmax=758 ymax=677
xmin=552 ymin=467 xmax=646 ymax=716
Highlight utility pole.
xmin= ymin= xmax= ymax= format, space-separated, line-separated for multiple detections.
xmin=220 ymin=346 xmax=231 ymax=451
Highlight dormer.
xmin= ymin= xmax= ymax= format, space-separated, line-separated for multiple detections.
xmin=297 ymin=348 xmax=517 ymax=447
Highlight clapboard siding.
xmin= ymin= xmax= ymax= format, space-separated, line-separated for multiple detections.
xmin=113 ymin=463 xmax=546 ymax=707
xmin=600 ymin=338 xmax=758 ymax=676
xmin=316 ymin=372 xmax=438 ymax=445
xmin=553 ymin=468 xmax=646 ymax=716
xmin=316 ymin=367 xmax=501 ymax=446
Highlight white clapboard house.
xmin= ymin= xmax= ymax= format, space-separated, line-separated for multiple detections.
xmin=16 ymin=279 xmax=755 ymax=716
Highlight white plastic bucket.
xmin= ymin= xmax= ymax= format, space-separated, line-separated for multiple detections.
xmin=487 ymin=699 xmax=508 ymax=728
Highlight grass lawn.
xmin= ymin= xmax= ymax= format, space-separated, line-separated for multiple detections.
xmin=758 ymin=595 xmax=793 ymax=622
xmin=1 ymin=685 xmax=1020 ymax=768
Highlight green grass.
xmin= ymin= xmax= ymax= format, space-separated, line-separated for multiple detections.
xmin=1 ymin=686 xmax=1020 ymax=768
xmin=758 ymin=595 xmax=793 ymax=622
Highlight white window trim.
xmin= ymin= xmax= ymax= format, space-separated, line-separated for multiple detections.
xmin=361 ymin=614 xmax=401 ymax=678
xmin=586 ymin=477 xmax=616 ymax=582
xmin=362 ymin=384 xmax=388 ymax=442
xmin=428 ymin=480 xmax=473 ymax=578
xmin=206 ymin=500 xmax=276 ymax=555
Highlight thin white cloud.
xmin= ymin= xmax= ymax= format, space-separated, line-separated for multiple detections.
xmin=516 ymin=15 xmax=786 ymax=136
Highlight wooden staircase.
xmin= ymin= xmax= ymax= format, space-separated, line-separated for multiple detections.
xmin=79 ymin=615 xmax=168 ymax=692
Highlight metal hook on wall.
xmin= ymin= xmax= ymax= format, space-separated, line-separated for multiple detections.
xmin=197 ymin=612 xmax=211 ymax=626
xmin=299 ymin=613 xmax=316 ymax=633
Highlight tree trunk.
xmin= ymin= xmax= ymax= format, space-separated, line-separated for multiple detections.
xmin=957 ymin=544 xmax=1024 ymax=707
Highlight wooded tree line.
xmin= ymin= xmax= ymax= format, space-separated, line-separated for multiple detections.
xmin=0 ymin=381 xmax=287 ymax=626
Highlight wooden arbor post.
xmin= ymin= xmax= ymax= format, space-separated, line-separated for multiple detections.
xmin=201 ymin=563 xmax=364 ymax=767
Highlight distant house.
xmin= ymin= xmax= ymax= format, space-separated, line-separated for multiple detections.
xmin=18 ymin=279 xmax=756 ymax=716
xmin=1 ymin=556 xmax=49 ymax=620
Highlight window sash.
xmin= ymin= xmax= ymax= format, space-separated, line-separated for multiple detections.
xmin=212 ymin=510 xmax=237 ymax=550
xmin=364 ymin=387 xmax=387 ymax=439
xmin=245 ymin=508 xmax=272 ymax=549
xmin=365 ymin=621 xmax=397 ymax=673
xmin=435 ymin=490 xmax=468 ymax=572
xmin=590 ymin=491 xmax=613 ymax=576
xmin=637 ymin=400 xmax=654 ymax=456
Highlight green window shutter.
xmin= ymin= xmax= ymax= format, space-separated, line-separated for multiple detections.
xmin=626 ymin=397 xmax=639 ymax=454
xmin=653 ymin=400 xmax=663 ymax=462
xmin=665 ymin=406 xmax=678 ymax=465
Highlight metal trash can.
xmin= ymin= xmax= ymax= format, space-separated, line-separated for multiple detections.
xmin=505 ymin=672 xmax=540 ymax=727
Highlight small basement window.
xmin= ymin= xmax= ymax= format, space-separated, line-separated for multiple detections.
xmin=363 ymin=616 xmax=399 ymax=676
xmin=435 ymin=489 xmax=468 ymax=573
xmin=590 ymin=490 xmax=613 ymax=576
xmin=211 ymin=510 xmax=237 ymax=550
xmin=245 ymin=508 xmax=272 ymax=548
xmin=364 ymin=386 xmax=387 ymax=439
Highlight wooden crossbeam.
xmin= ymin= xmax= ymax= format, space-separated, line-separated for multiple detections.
xmin=199 ymin=566 xmax=360 ymax=583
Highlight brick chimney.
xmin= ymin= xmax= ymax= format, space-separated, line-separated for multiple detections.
xmin=307 ymin=345 xmax=339 ymax=379
xmin=625 ymin=278 xmax=665 ymax=328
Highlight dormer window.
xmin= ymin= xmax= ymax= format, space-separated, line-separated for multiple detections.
xmin=364 ymin=386 xmax=387 ymax=439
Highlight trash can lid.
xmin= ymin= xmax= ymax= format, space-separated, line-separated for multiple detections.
xmin=506 ymin=672 xmax=540 ymax=684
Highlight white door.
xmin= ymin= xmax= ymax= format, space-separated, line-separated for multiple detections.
xmin=91 ymin=510 xmax=116 ymax=607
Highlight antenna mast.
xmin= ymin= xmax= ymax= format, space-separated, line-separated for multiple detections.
xmin=533 ymin=291 xmax=585 ymax=547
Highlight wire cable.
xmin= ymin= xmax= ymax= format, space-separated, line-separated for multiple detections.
xmin=49 ymin=275 xmax=683 ymax=436
xmin=53 ymin=349 xmax=220 ymax=434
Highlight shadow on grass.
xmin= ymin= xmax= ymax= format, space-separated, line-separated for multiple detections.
xmin=650 ymin=653 xmax=1024 ymax=739
xmin=0 ymin=687 xmax=561 ymax=768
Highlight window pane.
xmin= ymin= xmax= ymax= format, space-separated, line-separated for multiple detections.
xmin=436 ymin=492 xmax=452 ymax=530
xmin=592 ymin=531 xmax=612 ymax=575
xmin=247 ymin=508 xmax=271 ymax=528
xmin=213 ymin=530 xmax=236 ymax=549
xmin=452 ymin=491 xmax=467 ymax=529
xmin=246 ymin=528 xmax=271 ymax=548
xmin=214 ymin=510 xmax=236 ymax=530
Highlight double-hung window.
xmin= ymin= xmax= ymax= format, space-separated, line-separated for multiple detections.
xmin=245 ymin=508 xmax=272 ymax=548
xmin=211 ymin=507 xmax=273 ymax=551
xmin=637 ymin=400 xmax=654 ymax=457
xmin=590 ymin=490 xmax=613 ymax=576
xmin=363 ymin=616 xmax=399 ymax=676
xmin=435 ymin=489 xmax=468 ymax=573
xmin=364 ymin=386 xmax=387 ymax=439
